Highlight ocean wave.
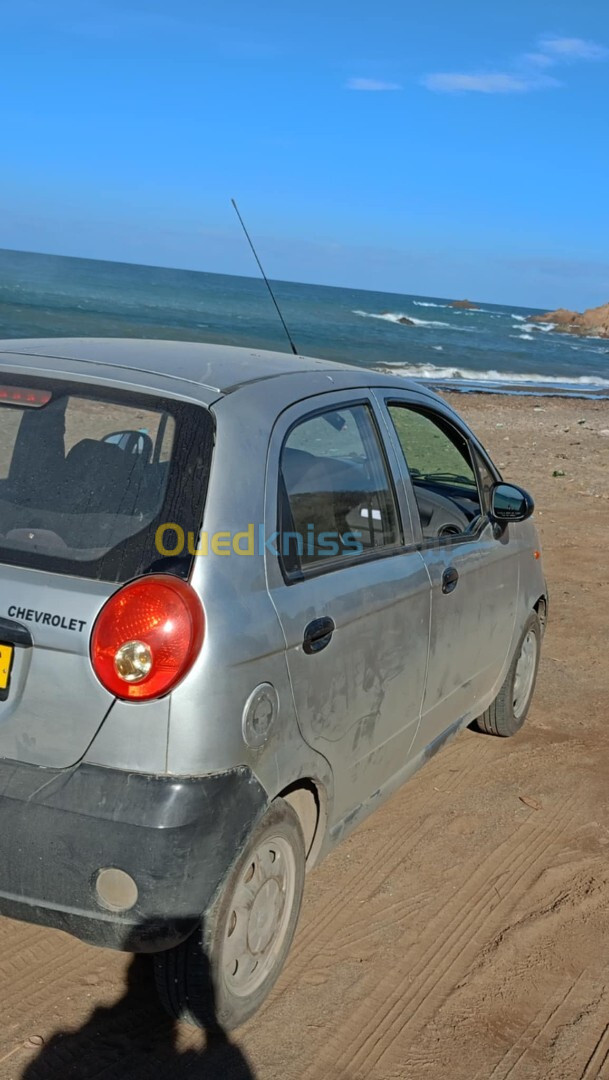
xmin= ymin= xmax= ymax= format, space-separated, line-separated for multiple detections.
xmin=511 ymin=314 xmax=526 ymax=322
xmin=353 ymin=310 xmax=479 ymax=331
xmin=413 ymin=301 xmax=448 ymax=308
xmin=353 ymin=310 xmax=451 ymax=328
xmin=379 ymin=362 xmax=609 ymax=390
xmin=510 ymin=333 xmax=534 ymax=341
xmin=571 ymin=343 xmax=609 ymax=354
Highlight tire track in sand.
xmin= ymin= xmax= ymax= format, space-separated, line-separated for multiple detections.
xmin=287 ymin=735 xmax=496 ymax=974
xmin=300 ymin=793 xmax=577 ymax=1080
xmin=474 ymin=971 xmax=587 ymax=1080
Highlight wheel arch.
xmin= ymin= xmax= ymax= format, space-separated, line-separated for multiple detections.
xmin=534 ymin=592 xmax=548 ymax=634
xmin=276 ymin=778 xmax=327 ymax=870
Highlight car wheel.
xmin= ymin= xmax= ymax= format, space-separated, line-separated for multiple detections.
xmin=154 ymin=798 xmax=306 ymax=1031
xmin=474 ymin=612 xmax=541 ymax=737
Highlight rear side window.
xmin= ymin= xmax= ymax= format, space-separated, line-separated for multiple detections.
xmin=279 ymin=403 xmax=400 ymax=575
xmin=0 ymin=376 xmax=212 ymax=582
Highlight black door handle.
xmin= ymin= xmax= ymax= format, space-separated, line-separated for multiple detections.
xmin=441 ymin=566 xmax=459 ymax=594
xmin=303 ymin=617 xmax=335 ymax=655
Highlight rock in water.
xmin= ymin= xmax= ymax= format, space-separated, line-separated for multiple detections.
xmin=397 ymin=316 xmax=415 ymax=325
xmin=450 ymin=299 xmax=480 ymax=310
xmin=530 ymin=302 xmax=609 ymax=338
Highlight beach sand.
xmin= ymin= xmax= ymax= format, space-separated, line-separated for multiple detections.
xmin=1 ymin=392 xmax=608 ymax=1080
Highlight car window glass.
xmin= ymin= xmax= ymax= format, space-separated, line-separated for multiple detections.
xmin=472 ymin=446 xmax=496 ymax=509
xmin=285 ymin=409 xmax=367 ymax=461
xmin=388 ymin=404 xmax=482 ymax=541
xmin=280 ymin=404 xmax=400 ymax=572
xmin=0 ymin=378 xmax=210 ymax=582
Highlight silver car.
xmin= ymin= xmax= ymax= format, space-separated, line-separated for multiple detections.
xmin=0 ymin=338 xmax=546 ymax=1029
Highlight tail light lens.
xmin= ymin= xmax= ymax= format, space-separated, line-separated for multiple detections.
xmin=90 ymin=575 xmax=204 ymax=701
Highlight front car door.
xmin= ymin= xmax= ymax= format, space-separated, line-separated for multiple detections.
xmin=375 ymin=389 xmax=520 ymax=755
xmin=265 ymin=392 xmax=431 ymax=832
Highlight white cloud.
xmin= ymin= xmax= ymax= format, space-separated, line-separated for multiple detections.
xmin=423 ymin=33 xmax=607 ymax=94
xmin=346 ymin=78 xmax=402 ymax=92
xmin=540 ymin=36 xmax=608 ymax=60
xmin=524 ymin=52 xmax=555 ymax=68
xmin=423 ymin=72 xmax=558 ymax=94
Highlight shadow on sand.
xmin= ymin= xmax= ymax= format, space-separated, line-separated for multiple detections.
xmin=21 ymin=952 xmax=256 ymax=1080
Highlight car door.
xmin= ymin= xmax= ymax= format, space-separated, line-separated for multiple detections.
xmin=265 ymin=392 xmax=431 ymax=828
xmin=376 ymin=390 xmax=519 ymax=755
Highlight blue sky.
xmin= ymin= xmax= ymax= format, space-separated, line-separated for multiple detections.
xmin=1 ymin=0 xmax=608 ymax=307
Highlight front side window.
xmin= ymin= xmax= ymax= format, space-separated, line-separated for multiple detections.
xmin=388 ymin=404 xmax=482 ymax=541
xmin=0 ymin=375 xmax=212 ymax=581
xmin=279 ymin=403 xmax=400 ymax=574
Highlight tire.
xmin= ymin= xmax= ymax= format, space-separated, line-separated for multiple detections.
xmin=154 ymin=798 xmax=306 ymax=1031
xmin=474 ymin=612 xmax=541 ymax=737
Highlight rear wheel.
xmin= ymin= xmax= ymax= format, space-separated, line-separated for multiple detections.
xmin=475 ymin=612 xmax=541 ymax=737
xmin=154 ymin=798 xmax=306 ymax=1031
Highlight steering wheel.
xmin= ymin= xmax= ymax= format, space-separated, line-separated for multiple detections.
xmin=414 ymin=489 xmax=470 ymax=538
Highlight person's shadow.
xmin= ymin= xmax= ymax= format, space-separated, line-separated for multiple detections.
xmin=21 ymin=951 xmax=257 ymax=1079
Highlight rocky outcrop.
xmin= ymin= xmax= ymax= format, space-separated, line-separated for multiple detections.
xmin=530 ymin=302 xmax=609 ymax=339
xmin=450 ymin=299 xmax=479 ymax=310
xmin=397 ymin=316 xmax=415 ymax=325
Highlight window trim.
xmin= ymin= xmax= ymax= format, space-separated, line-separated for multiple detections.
xmin=383 ymin=397 xmax=497 ymax=552
xmin=277 ymin=397 xmax=405 ymax=584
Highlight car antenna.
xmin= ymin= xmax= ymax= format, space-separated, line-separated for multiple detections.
xmin=231 ymin=197 xmax=299 ymax=356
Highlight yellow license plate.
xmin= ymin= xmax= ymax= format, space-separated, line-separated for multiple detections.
xmin=0 ymin=644 xmax=13 ymax=690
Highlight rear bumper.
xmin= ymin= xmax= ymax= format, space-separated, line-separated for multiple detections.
xmin=0 ymin=760 xmax=268 ymax=952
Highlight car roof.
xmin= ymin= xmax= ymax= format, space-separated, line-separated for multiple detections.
xmin=0 ymin=337 xmax=429 ymax=400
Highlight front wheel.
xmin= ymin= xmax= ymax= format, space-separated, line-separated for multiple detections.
xmin=154 ymin=798 xmax=306 ymax=1031
xmin=474 ymin=612 xmax=541 ymax=737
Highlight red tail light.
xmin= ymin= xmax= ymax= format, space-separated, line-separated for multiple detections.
xmin=90 ymin=575 xmax=204 ymax=701
xmin=0 ymin=385 xmax=52 ymax=407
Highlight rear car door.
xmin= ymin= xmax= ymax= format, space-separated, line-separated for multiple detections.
xmin=377 ymin=390 xmax=519 ymax=754
xmin=265 ymin=392 xmax=431 ymax=828
xmin=0 ymin=372 xmax=211 ymax=768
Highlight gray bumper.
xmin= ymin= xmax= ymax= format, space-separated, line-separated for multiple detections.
xmin=0 ymin=760 xmax=268 ymax=952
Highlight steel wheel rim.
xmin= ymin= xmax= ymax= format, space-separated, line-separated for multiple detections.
xmin=513 ymin=629 xmax=537 ymax=720
xmin=221 ymin=834 xmax=297 ymax=998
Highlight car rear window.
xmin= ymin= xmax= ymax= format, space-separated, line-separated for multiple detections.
xmin=0 ymin=375 xmax=213 ymax=582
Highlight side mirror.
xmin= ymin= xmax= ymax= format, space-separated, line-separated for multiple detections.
xmin=490 ymin=482 xmax=534 ymax=523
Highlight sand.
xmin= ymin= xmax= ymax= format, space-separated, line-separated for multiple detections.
xmin=1 ymin=392 xmax=609 ymax=1080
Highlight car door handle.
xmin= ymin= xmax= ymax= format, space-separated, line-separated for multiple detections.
xmin=441 ymin=567 xmax=459 ymax=594
xmin=303 ymin=617 xmax=335 ymax=655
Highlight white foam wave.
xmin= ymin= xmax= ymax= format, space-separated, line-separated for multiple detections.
xmin=380 ymin=362 xmax=609 ymax=390
xmin=510 ymin=333 xmax=534 ymax=341
xmin=353 ymin=309 xmax=451 ymax=328
xmin=511 ymin=314 xmax=526 ymax=322
xmin=413 ymin=301 xmax=447 ymax=308
xmin=432 ymin=345 xmax=444 ymax=351
xmin=353 ymin=310 xmax=480 ymax=332
xmin=530 ymin=322 xmax=555 ymax=332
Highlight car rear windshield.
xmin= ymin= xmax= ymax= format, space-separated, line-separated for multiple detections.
xmin=0 ymin=375 xmax=213 ymax=582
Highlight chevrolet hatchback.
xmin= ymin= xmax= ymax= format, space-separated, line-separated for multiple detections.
xmin=0 ymin=338 xmax=547 ymax=1029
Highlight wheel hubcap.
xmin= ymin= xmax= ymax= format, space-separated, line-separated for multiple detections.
xmin=222 ymin=835 xmax=296 ymax=998
xmin=513 ymin=629 xmax=537 ymax=720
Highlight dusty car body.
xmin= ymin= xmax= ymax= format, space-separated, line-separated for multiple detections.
xmin=0 ymin=338 xmax=546 ymax=1027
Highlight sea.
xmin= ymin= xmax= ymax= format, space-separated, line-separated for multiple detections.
xmin=1 ymin=247 xmax=608 ymax=399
